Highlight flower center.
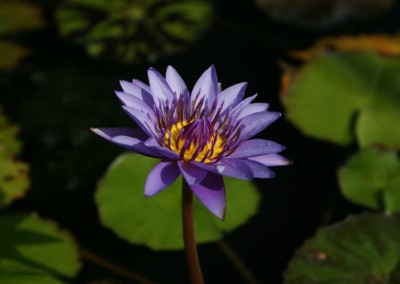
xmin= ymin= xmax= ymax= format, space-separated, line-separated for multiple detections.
xmin=154 ymin=93 xmax=242 ymax=164
xmin=164 ymin=118 xmax=225 ymax=163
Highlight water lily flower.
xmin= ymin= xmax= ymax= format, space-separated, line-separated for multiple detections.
xmin=92 ymin=66 xmax=290 ymax=219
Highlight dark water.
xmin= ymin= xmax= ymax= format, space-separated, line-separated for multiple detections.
xmin=3 ymin=0 xmax=400 ymax=283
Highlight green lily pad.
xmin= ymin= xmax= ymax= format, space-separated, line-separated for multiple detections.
xmin=96 ymin=153 xmax=260 ymax=250
xmin=56 ymin=0 xmax=213 ymax=63
xmin=0 ymin=274 xmax=65 ymax=284
xmin=338 ymin=148 xmax=400 ymax=213
xmin=0 ymin=214 xmax=81 ymax=282
xmin=284 ymin=213 xmax=400 ymax=283
xmin=0 ymin=110 xmax=29 ymax=208
xmin=0 ymin=148 xmax=29 ymax=208
xmin=282 ymin=52 xmax=400 ymax=149
xmin=0 ymin=1 xmax=44 ymax=35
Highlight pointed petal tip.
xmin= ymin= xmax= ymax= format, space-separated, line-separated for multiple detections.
xmin=90 ymin=128 xmax=101 ymax=134
xmin=216 ymin=208 xmax=226 ymax=220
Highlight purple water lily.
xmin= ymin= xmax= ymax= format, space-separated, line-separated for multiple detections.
xmin=92 ymin=66 xmax=290 ymax=219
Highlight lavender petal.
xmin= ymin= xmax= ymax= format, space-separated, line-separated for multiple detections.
xmin=91 ymin=128 xmax=161 ymax=157
xmin=144 ymin=137 xmax=179 ymax=159
xmin=229 ymin=139 xmax=285 ymax=158
xmin=119 ymin=81 xmax=154 ymax=107
xmin=122 ymin=106 xmax=156 ymax=137
xmin=189 ymin=172 xmax=226 ymax=220
xmin=249 ymin=154 xmax=293 ymax=166
xmin=148 ymin=67 xmax=174 ymax=104
xmin=191 ymin=65 xmax=218 ymax=109
xmin=239 ymin=111 xmax=281 ymax=140
xmin=132 ymin=78 xmax=151 ymax=93
xmin=218 ymin=82 xmax=247 ymax=113
xmin=145 ymin=161 xmax=180 ymax=196
xmin=115 ymin=91 xmax=154 ymax=113
xmin=243 ymin=159 xmax=276 ymax=178
xmin=193 ymin=158 xmax=254 ymax=180
xmin=178 ymin=162 xmax=208 ymax=185
xmin=237 ymin=103 xmax=269 ymax=119
xmin=166 ymin=66 xmax=189 ymax=99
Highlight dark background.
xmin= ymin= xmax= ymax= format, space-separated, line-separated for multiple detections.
xmin=3 ymin=0 xmax=400 ymax=283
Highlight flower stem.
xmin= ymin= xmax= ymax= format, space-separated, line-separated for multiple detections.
xmin=182 ymin=180 xmax=204 ymax=284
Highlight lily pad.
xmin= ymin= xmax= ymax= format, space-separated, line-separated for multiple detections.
xmin=0 ymin=110 xmax=22 ymax=157
xmin=0 ymin=110 xmax=29 ymax=208
xmin=0 ymin=214 xmax=81 ymax=282
xmin=96 ymin=153 xmax=260 ymax=250
xmin=282 ymin=52 xmax=400 ymax=149
xmin=290 ymin=34 xmax=400 ymax=61
xmin=56 ymin=0 xmax=213 ymax=63
xmin=338 ymin=148 xmax=400 ymax=213
xmin=284 ymin=213 xmax=400 ymax=283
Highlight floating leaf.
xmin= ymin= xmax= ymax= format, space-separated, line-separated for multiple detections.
xmin=0 ymin=1 xmax=44 ymax=35
xmin=0 ymin=274 xmax=64 ymax=284
xmin=56 ymin=0 xmax=213 ymax=64
xmin=0 ymin=214 xmax=81 ymax=282
xmin=0 ymin=149 xmax=29 ymax=208
xmin=0 ymin=110 xmax=29 ymax=208
xmin=290 ymin=34 xmax=400 ymax=61
xmin=284 ymin=213 xmax=400 ymax=283
xmin=0 ymin=109 xmax=22 ymax=157
xmin=281 ymin=52 xmax=400 ymax=149
xmin=96 ymin=153 xmax=260 ymax=250
xmin=338 ymin=148 xmax=400 ymax=213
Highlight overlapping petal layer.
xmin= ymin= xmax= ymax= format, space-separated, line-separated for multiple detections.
xmin=93 ymin=66 xmax=290 ymax=219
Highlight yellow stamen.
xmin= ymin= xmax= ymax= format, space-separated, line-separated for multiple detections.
xmin=164 ymin=120 xmax=225 ymax=163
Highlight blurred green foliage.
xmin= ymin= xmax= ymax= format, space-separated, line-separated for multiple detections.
xmin=96 ymin=153 xmax=261 ymax=250
xmin=338 ymin=148 xmax=400 ymax=213
xmin=0 ymin=110 xmax=29 ymax=208
xmin=0 ymin=214 xmax=81 ymax=283
xmin=0 ymin=0 xmax=44 ymax=69
xmin=285 ymin=213 xmax=400 ymax=283
xmin=57 ymin=0 xmax=213 ymax=64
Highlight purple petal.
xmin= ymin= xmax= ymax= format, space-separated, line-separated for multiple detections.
xmin=189 ymin=172 xmax=226 ymax=220
xmin=144 ymin=137 xmax=179 ymax=159
xmin=145 ymin=161 xmax=180 ymax=196
xmin=166 ymin=66 xmax=189 ymax=98
xmin=239 ymin=111 xmax=281 ymax=140
xmin=193 ymin=158 xmax=254 ymax=180
xmin=249 ymin=154 xmax=293 ymax=166
xmin=178 ymin=162 xmax=207 ymax=185
xmin=119 ymin=81 xmax=154 ymax=107
xmin=229 ymin=139 xmax=285 ymax=158
xmin=237 ymin=103 xmax=269 ymax=119
xmin=115 ymin=91 xmax=154 ymax=113
xmin=132 ymin=79 xmax=151 ymax=93
xmin=148 ymin=68 xmax=174 ymax=104
xmin=191 ymin=65 xmax=218 ymax=109
xmin=122 ymin=106 xmax=156 ymax=137
xmin=91 ymin=128 xmax=161 ymax=157
xmin=230 ymin=94 xmax=258 ymax=119
xmin=243 ymin=160 xmax=276 ymax=178
xmin=218 ymin=82 xmax=247 ymax=113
